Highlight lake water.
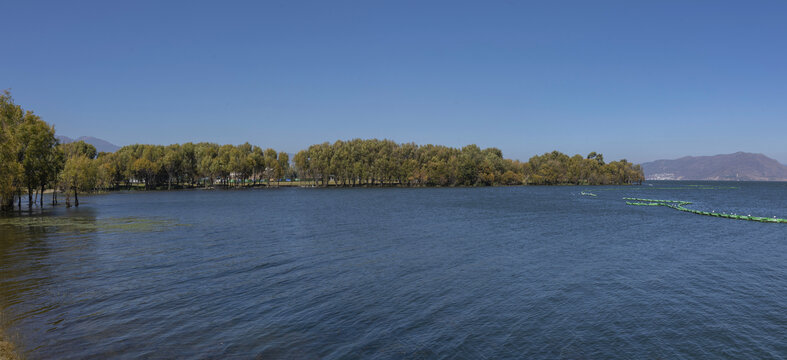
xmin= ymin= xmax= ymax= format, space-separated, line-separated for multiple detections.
xmin=1 ymin=182 xmax=785 ymax=359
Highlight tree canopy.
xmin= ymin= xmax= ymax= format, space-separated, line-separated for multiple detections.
xmin=0 ymin=91 xmax=644 ymax=211
xmin=293 ymin=139 xmax=644 ymax=187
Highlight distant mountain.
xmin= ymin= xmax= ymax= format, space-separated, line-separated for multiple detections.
xmin=642 ymin=152 xmax=787 ymax=181
xmin=57 ymin=136 xmax=121 ymax=153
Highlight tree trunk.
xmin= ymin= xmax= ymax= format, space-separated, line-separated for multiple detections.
xmin=40 ymin=185 xmax=45 ymax=207
xmin=74 ymin=188 xmax=79 ymax=207
xmin=28 ymin=186 xmax=33 ymax=207
xmin=1 ymin=197 xmax=13 ymax=212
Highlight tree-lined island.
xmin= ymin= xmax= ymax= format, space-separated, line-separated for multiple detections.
xmin=1 ymin=91 xmax=644 ymax=211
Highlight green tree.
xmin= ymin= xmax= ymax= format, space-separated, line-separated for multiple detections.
xmin=18 ymin=114 xmax=58 ymax=206
xmin=162 ymin=144 xmax=182 ymax=190
xmin=132 ymin=157 xmax=158 ymax=190
xmin=60 ymin=155 xmax=97 ymax=207
xmin=277 ymin=152 xmax=289 ymax=184
xmin=61 ymin=140 xmax=97 ymax=159
xmin=0 ymin=91 xmax=25 ymax=210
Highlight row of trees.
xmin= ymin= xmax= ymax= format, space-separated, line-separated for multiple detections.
xmin=294 ymin=139 xmax=644 ymax=187
xmin=96 ymin=143 xmax=291 ymax=191
xmin=2 ymin=90 xmax=60 ymax=210
xmin=1 ymin=91 xmax=293 ymax=210
xmin=1 ymin=91 xmax=118 ymax=210
xmin=1 ymin=91 xmax=644 ymax=211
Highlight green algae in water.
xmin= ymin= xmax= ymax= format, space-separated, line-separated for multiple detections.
xmin=0 ymin=216 xmax=185 ymax=234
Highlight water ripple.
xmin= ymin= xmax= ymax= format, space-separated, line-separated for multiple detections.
xmin=0 ymin=183 xmax=785 ymax=358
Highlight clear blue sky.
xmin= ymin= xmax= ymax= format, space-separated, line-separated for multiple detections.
xmin=3 ymin=0 xmax=786 ymax=164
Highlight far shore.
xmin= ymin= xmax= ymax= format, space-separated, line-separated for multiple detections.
xmin=19 ymin=179 xmax=641 ymax=195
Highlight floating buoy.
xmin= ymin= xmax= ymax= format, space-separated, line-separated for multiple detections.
xmin=622 ymin=197 xmax=786 ymax=223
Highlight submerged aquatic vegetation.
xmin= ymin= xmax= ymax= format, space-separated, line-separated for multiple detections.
xmin=0 ymin=328 xmax=21 ymax=360
xmin=0 ymin=216 xmax=185 ymax=233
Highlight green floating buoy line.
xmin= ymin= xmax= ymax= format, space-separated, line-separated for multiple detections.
xmin=624 ymin=198 xmax=686 ymax=204
xmin=623 ymin=197 xmax=787 ymax=223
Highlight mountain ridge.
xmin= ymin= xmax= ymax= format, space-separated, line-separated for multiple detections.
xmin=641 ymin=152 xmax=787 ymax=181
xmin=57 ymin=136 xmax=120 ymax=153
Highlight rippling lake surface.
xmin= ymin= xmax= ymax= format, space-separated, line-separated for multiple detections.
xmin=1 ymin=181 xmax=786 ymax=359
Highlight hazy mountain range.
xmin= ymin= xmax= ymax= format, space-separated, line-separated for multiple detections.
xmin=57 ymin=136 xmax=120 ymax=153
xmin=641 ymin=152 xmax=787 ymax=181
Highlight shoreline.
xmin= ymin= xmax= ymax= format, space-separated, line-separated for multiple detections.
xmin=17 ymin=181 xmax=644 ymax=194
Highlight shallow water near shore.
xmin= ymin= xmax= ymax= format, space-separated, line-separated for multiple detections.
xmin=1 ymin=181 xmax=786 ymax=359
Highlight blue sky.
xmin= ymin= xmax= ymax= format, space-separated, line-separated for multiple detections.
xmin=3 ymin=0 xmax=786 ymax=163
